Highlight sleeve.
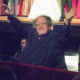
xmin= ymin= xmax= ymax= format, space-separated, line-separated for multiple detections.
xmin=52 ymin=22 xmax=71 ymax=70
xmin=8 ymin=15 xmax=33 ymax=37
xmin=55 ymin=51 xmax=67 ymax=70
xmin=55 ymin=21 xmax=71 ymax=70
xmin=64 ymin=19 xmax=71 ymax=39
xmin=56 ymin=21 xmax=71 ymax=47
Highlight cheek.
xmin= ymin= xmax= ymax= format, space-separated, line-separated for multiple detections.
xmin=21 ymin=44 xmax=26 ymax=47
xmin=36 ymin=28 xmax=39 ymax=32
xmin=36 ymin=27 xmax=39 ymax=30
xmin=44 ymin=27 xmax=49 ymax=31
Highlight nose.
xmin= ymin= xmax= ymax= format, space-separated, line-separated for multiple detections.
xmin=39 ymin=24 xmax=43 ymax=27
xmin=38 ymin=25 xmax=43 ymax=29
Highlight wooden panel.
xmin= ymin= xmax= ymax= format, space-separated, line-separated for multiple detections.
xmin=0 ymin=16 xmax=80 ymax=25
xmin=0 ymin=16 xmax=33 ymax=22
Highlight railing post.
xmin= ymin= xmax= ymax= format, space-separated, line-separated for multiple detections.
xmin=78 ymin=47 xmax=80 ymax=72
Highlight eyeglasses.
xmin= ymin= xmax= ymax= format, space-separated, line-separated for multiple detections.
xmin=21 ymin=42 xmax=26 ymax=44
xmin=36 ymin=22 xmax=47 ymax=27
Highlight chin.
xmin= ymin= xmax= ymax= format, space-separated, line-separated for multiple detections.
xmin=38 ymin=32 xmax=46 ymax=35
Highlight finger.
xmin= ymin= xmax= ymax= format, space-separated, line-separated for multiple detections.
xmin=64 ymin=8 xmax=67 ymax=17
xmin=64 ymin=8 xmax=67 ymax=13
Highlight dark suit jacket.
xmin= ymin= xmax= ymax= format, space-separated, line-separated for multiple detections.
xmin=8 ymin=15 xmax=69 ymax=70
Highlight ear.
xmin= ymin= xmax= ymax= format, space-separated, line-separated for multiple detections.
xmin=48 ymin=27 xmax=51 ymax=30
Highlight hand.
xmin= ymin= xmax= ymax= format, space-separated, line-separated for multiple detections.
xmin=64 ymin=7 xmax=76 ymax=20
xmin=0 ymin=3 xmax=10 ymax=15
xmin=4 ymin=4 xmax=10 ymax=15
xmin=5 ymin=8 xmax=10 ymax=15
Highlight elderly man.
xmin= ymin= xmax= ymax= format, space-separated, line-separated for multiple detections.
xmin=7 ymin=8 xmax=75 ymax=70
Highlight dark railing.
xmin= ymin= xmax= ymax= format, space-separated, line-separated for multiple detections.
xmin=0 ymin=60 xmax=79 ymax=80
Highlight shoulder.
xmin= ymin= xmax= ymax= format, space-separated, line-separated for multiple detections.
xmin=49 ymin=30 xmax=60 ymax=37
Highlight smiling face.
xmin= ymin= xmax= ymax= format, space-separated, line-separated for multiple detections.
xmin=35 ymin=16 xmax=50 ymax=35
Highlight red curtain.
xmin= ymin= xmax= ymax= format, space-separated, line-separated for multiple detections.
xmin=18 ymin=0 xmax=23 ymax=16
xmin=72 ymin=0 xmax=80 ymax=18
xmin=0 ymin=0 xmax=3 ymax=15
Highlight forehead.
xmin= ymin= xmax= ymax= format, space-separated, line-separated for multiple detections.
xmin=36 ymin=16 xmax=47 ymax=23
xmin=21 ymin=39 xmax=26 ymax=42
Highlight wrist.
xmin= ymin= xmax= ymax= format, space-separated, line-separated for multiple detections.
xmin=64 ymin=18 xmax=68 ymax=23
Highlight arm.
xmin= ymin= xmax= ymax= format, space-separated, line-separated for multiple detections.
xmin=3 ymin=4 xmax=34 ymax=35
xmin=63 ymin=7 xmax=76 ymax=40
xmin=55 ymin=51 xmax=67 ymax=70
xmin=8 ymin=15 xmax=33 ymax=35
xmin=55 ymin=8 xmax=76 ymax=70
xmin=64 ymin=7 xmax=76 ymax=24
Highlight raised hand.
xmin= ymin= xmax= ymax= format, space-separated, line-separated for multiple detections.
xmin=0 ymin=3 xmax=10 ymax=15
xmin=64 ymin=7 xmax=76 ymax=20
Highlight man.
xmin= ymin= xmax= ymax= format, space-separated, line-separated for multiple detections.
xmin=8 ymin=8 xmax=75 ymax=69
xmin=20 ymin=38 xmax=27 ymax=51
xmin=14 ymin=38 xmax=27 ymax=58
xmin=60 ymin=0 xmax=72 ymax=21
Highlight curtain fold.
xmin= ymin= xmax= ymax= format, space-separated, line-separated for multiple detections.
xmin=72 ymin=0 xmax=80 ymax=18
xmin=0 ymin=0 xmax=3 ymax=15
